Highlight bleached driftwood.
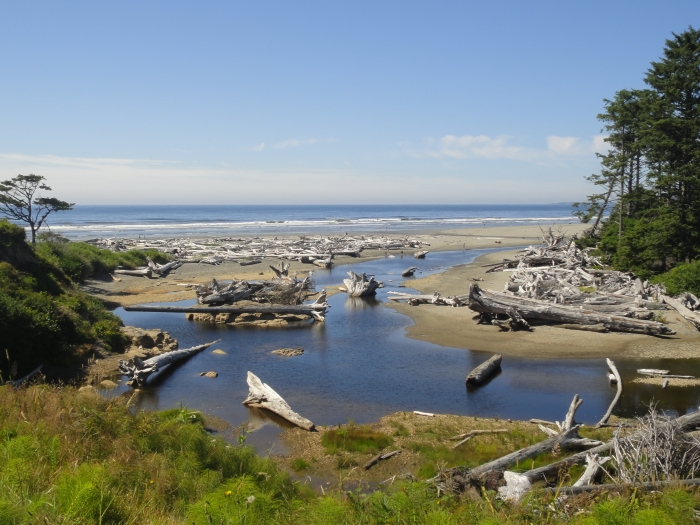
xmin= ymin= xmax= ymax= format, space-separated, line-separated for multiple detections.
xmin=343 ymin=271 xmax=381 ymax=297
xmin=466 ymin=354 xmax=502 ymax=386
xmin=662 ymin=294 xmax=700 ymax=329
xmin=242 ymin=371 xmax=314 ymax=430
xmin=119 ymin=340 xmax=219 ymax=387
xmin=596 ymin=358 xmax=622 ymax=427
xmin=413 ymin=250 xmax=428 ymax=259
xmin=573 ymin=454 xmax=611 ymax=487
xmin=114 ymin=268 xmax=152 ymax=278
xmin=269 ymin=262 xmax=291 ymax=279
xmin=401 ymin=266 xmax=418 ymax=277
xmin=467 ymin=285 xmax=675 ymax=336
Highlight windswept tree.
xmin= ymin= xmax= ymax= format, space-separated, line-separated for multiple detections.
xmin=0 ymin=174 xmax=74 ymax=244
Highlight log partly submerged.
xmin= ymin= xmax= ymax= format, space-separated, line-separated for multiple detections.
xmin=414 ymin=250 xmax=429 ymax=259
xmin=242 ymin=371 xmax=315 ymax=430
xmin=466 ymin=354 xmax=502 ymax=386
xmin=119 ymin=340 xmax=219 ymax=387
xmin=467 ymin=285 xmax=675 ymax=336
xmin=401 ymin=266 xmax=418 ymax=277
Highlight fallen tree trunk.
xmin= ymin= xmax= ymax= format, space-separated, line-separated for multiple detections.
xmin=547 ymin=477 xmax=700 ymax=495
xmin=123 ymin=302 xmax=328 ymax=320
xmin=414 ymin=251 xmax=428 ymax=259
xmin=466 ymin=285 xmax=675 ymax=336
xmin=661 ymin=295 xmax=700 ymax=329
xmin=466 ymin=354 xmax=502 ymax=386
xmin=402 ymin=266 xmax=418 ymax=277
xmin=363 ymin=450 xmax=401 ymax=470
xmin=239 ymin=259 xmax=262 ymax=266
xmin=114 ymin=268 xmax=152 ymax=277
xmin=119 ymin=340 xmax=219 ymax=387
xmin=242 ymin=371 xmax=315 ymax=430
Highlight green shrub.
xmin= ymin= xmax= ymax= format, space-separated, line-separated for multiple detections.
xmin=291 ymin=457 xmax=310 ymax=471
xmin=652 ymin=260 xmax=700 ymax=296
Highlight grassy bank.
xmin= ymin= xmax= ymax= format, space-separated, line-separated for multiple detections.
xmin=0 ymin=385 xmax=699 ymax=524
xmin=0 ymin=220 xmax=171 ymax=379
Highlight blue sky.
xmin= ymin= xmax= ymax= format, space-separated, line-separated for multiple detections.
xmin=0 ymin=1 xmax=697 ymax=204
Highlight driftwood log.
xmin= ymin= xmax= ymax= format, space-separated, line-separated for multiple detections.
xmin=467 ymin=285 xmax=675 ymax=336
xmin=401 ymin=266 xmax=418 ymax=277
xmin=343 ymin=271 xmax=381 ymax=297
xmin=596 ymin=358 xmax=623 ymax=427
xmin=363 ymin=450 xmax=401 ymax=470
xmin=119 ymin=340 xmax=219 ymax=387
xmin=466 ymin=354 xmax=502 ymax=386
xmin=123 ymin=299 xmax=330 ymax=322
xmin=114 ymin=268 xmax=152 ymax=278
xmin=413 ymin=250 xmax=428 ymax=259
xmin=662 ymin=294 xmax=700 ymax=329
xmin=242 ymin=371 xmax=314 ymax=430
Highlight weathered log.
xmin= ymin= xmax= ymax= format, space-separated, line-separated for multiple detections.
xmin=269 ymin=262 xmax=291 ymax=279
xmin=10 ymin=364 xmax=43 ymax=387
xmin=119 ymin=340 xmax=219 ymax=387
xmin=572 ymin=454 xmax=611 ymax=487
xmin=402 ymin=266 xmax=418 ymax=277
xmin=312 ymin=256 xmax=333 ymax=268
xmin=363 ymin=450 xmax=401 ymax=470
xmin=242 ymin=371 xmax=314 ymax=430
xmin=124 ymin=302 xmax=327 ymax=319
xmin=466 ymin=285 xmax=675 ymax=336
xmin=466 ymin=354 xmax=502 ymax=386
xmin=661 ymin=294 xmax=700 ymax=329
xmin=556 ymin=323 xmax=610 ymax=333
xmin=523 ymin=407 xmax=700 ymax=483
xmin=239 ymin=259 xmax=262 ymax=266
xmin=637 ymin=368 xmax=670 ymax=376
xmin=343 ymin=271 xmax=380 ymax=297
xmin=413 ymin=250 xmax=429 ymax=259
xmin=114 ymin=268 xmax=152 ymax=277
xmin=450 ymin=429 xmax=508 ymax=449
xmin=596 ymin=358 xmax=623 ymax=427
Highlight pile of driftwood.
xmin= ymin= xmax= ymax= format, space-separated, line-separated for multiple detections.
xmin=195 ymin=264 xmax=314 ymax=306
xmin=114 ymin=256 xmax=183 ymax=278
xmin=432 ymin=390 xmax=700 ymax=500
xmin=86 ymin=234 xmax=427 ymax=265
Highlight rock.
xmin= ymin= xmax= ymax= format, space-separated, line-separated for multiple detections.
xmin=121 ymin=326 xmax=178 ymax=351
xmin=272 ymin=347 xmax=304 ymax=357
xmin=100 ymin=379 xmax=118 ymax=389
xmin=78 ymin=385 xmax=98 ymax=395
xmin=212 ymin=349 xmax=226 ymax=355
xmin=199 ymin=371 xmax=218 ymax=378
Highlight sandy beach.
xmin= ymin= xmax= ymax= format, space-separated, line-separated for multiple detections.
xmin=84 ymin=223 xmax=700 ymax=360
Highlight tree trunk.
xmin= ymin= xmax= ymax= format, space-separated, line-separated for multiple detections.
xmin=242 ymin=371 xmax=315 ymax=430
xmin=466 ymin=355 xmax=502 ymax=386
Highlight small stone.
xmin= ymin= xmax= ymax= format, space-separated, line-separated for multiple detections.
xmin=100 ymin=379 xmax=118 ymax=389
xmin=271 ymin=347 xmax=304 ymax=357
xmin=212 ymin=349 xmax=226 ymax=355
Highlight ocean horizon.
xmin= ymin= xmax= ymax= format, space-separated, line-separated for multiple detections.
xmin=37 ymin=203 xmax=580 ymax=239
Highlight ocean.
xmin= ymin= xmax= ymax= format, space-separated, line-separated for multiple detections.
xmin=43 ymin=204 xmax=578 ymax=239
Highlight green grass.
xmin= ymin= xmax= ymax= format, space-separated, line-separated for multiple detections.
xmin=321 ymin=423 xmax=393 ymax=455
xmin=291 ymin=458 xmax=310 ymax=472
xmin=0 ymin=384 xmax=698 ymax=524
xmin=578 ymin=285 xmax=596 ymax=293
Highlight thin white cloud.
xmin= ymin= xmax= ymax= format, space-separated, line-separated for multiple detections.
xmin=0 ymin=152 xmax=591 ymax=204
xmin=404 ymin=134 xmax=608 ymax=160
xmin=274 ymin=137 xmax=335 ymax=149
xmin=547 ymin=135 xmax=610 ymax=156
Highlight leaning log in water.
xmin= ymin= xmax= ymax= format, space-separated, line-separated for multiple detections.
xmin=242 ymin=371 xmax=315 ymax=430
xmin=466 ymin=354 xmax=502 ymax=386
xmin=119 ymin=340 xmax=220 ymax=387
xmin=401 ymin=266 xmax=418 ymax=277
xmin=414 ymin=250 xmax=429 ymax=259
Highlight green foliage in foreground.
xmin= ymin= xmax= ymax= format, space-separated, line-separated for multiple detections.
xmin=322 ymin=423 xmax=393 ymax=454
xmin=0 ymin=220 xmax=128 ymax=378
xmin=35 ymin=235 xmax=171 ymax=282
xmin=1 ymin=385 xmax=699 ymax=524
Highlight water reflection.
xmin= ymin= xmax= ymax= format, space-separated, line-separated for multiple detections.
xmin=109 ymin=247 xmax=700 ymax=453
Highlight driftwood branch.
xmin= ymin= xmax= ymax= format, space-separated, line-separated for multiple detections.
xmin=242 ymin=371 xmax=314 ymax=430
xmin=119 ymin=340 xmax=219 ymax=387
xmin=363 ymin=450 xmax=401 ymax=470
xmin=596 ymin=358 xmax=623 ymax=427
xmin=465 ymin=355 xmax=502 ymax=386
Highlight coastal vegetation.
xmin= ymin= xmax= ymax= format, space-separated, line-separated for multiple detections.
xmin=0 ymin=219 xmax=169 ymax=379
xmin=575 ymin=27 xmax=700 ymax=287
xmin=0 ymin=386 xmax=698 ymax=524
